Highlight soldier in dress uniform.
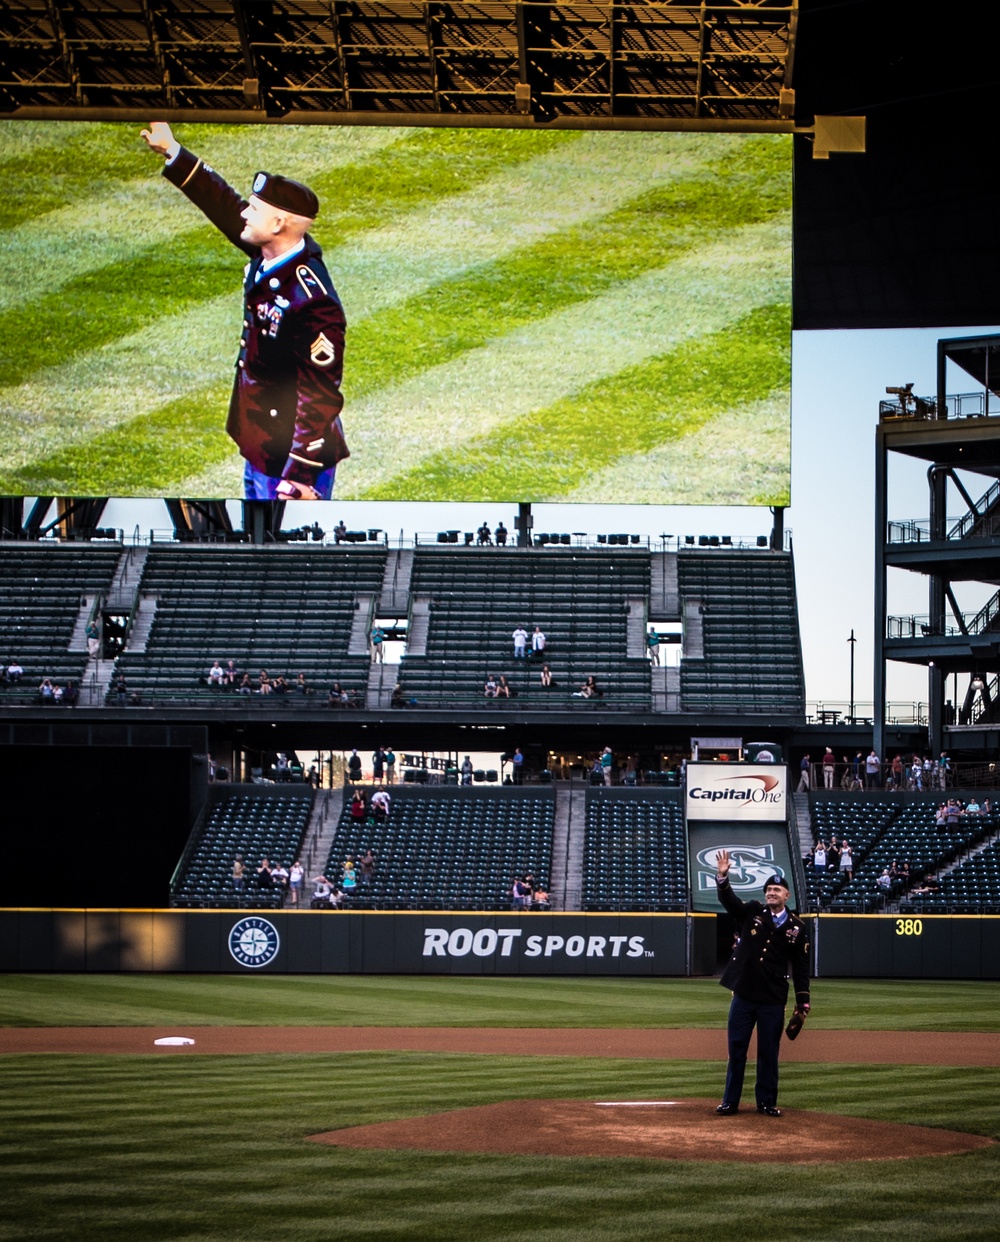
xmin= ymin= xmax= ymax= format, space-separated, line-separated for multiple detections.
xmin=713 ymin=849 xmax=811 ymax=1117
xmin=141 ymin=122 xmax=348 ymax=500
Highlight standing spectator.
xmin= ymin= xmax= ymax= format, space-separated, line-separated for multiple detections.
xmin=910 ymin=755 xmax=923 ymax=790
xmin=821 ymin=747 xmax=836 ymax=789
xmin=342 ymin=861 xmax=358 ymax=896
xmin=600 ymin=746 xmax=614 ymax=786
xmin=350 ymin=789 xmax=366 ymax=821
xmin=370 ymin=624 xmax=385 ymax=663
xmin=827 ymin=836 xmax=841 ymax=873
xmin=461 ymin=755 xmax=474 ymax=785
xmin=256 ymin=858 xmax=273 ymax=890
xmin=839 ymin=841 xmax=854 ymax=882
xmin=372 ymin=747 xmax=385 ymax=783
xmin=937 ymin=752 xmax=950 ymax=790
xmin=359 ymin=849 xmax=376 ymax=885
xmin=646 ymin=630 xmax=660 ymax=664
xmin=851 ymin=752 xmax=865 ymax=790
xmin=512 ymin=747 xmax=524 ymax=785
xmin=512 ymin=626 xmax=528 ymax=659
xmin=813 ymin=840 xmax=827 ymax=875
xmin=891 ymin=753 xmax=904 ymax=789
xmin=385 ymin=747 xmax=396 ymax=784
xmin=531 ymin=626 xmax=547 ymax=658
xmin=288 ymin=859 xmax=304 ymax=906
xmin=495 ymin=521 xmax=508 ymax=546
xmin=865 ymin=748 xmax=881 ymax=790
xmin=86 ymin=623 xmax=101 ymax=659
xmin=371 ymin=789 xmax=391 ymax=821
xmin=796 ymin=753 xmax=811 ymax=792
xmin=348 ymin=749 xmax=363 ymax=783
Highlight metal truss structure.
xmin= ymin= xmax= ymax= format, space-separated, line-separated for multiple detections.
xmin=1 ymin=0 xmax=796 ymax=128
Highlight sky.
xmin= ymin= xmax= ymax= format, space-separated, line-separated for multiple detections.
xmin=88 ymin=322 xmax=1000 ymax=712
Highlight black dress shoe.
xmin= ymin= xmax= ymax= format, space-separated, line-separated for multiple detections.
xmin=756 ymin=1104 xmax=782 ymax=1117
xmin=715 ymin=1103 xmax=739 ymax=1115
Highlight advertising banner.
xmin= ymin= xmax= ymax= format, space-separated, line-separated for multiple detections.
xmin=687 ymin=822 xmax=798 ymax=913
xmin=685 ymin=763 xmax=786 ymax=822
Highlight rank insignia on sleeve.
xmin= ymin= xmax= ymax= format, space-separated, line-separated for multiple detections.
xmin=310 ymin=333 xmax=336 ymax=367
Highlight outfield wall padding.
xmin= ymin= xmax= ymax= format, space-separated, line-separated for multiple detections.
xmin=1 ymin=911 xmax=997 ymax=977
xmin=0 ymin=910 xmax=694 ymax=976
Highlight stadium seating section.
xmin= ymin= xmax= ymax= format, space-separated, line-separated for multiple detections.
xmin=109 ymin=545 xmax=385 ymax=704
xmin=678 ymin=550 xmax=805 ymax=714
xmin=582 ymin=789 xmax=688 ymax=910
xmin=806 ymin=792 xmax=1000 ymax=911
xmin=322 ymin=788 xmax=555 ymax=909
xmin=172 ymin=785 xmax=313 ymax=907
xmin=398 ymin=547 xmax=652 ymax=709
xmin=0 ymin=543 xmax=120 ymax=702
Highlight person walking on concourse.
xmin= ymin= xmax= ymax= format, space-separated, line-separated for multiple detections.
xmin=713 ymin=850 xmax=810 ymax=1118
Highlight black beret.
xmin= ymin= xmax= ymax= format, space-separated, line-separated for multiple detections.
xmin=250 ymin=171 xmax=319 ymax=219
xmin=764 ymin=874 xmax=789 ymax=891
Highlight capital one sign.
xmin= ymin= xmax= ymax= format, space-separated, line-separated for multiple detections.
xmin=685 ymin=764 xmax=786 ymax=822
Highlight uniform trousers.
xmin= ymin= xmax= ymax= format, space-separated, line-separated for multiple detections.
xmin=243 ymin=461 xmax=336 ymax=500
xmin=723 ymin=992 xmax=785 ymax=1108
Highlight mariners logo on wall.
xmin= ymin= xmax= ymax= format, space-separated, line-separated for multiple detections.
xmin=228 ymin=917 xmax=281 ymax=968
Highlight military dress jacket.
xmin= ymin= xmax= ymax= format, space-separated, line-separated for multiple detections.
xmin=716 ymin=876 xmax=811 ymax=1008
xmin=163 ymin=147 xmax=348 ymax=487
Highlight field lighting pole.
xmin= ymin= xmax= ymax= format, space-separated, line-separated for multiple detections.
xmin=848 ymin=629 xmax=856 ymax=723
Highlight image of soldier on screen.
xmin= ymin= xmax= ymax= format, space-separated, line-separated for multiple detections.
xmin=141 ymin=121 xmax=348 ymax=501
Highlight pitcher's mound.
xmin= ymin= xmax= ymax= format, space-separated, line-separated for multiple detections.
xmin=309 ymin=1098 xmax=992 ymax=1164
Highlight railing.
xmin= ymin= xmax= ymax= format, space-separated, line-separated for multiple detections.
xmin=802 ymin=759 xmax=1000 ymax=791
xmin=879 ymin=391 xmax=996 ymax=422
xmin=968 ymin=590 xmax=1000 ymax=636
xmin=886 ymin=615 xmax=966 ymax=639
xmin=949 ymin=478 xmax=1000 ymax=540
xmin=807 ymin=701 xmax=928 ymax=726
xmin=970 ymin=676 xmax=1000 ymax=726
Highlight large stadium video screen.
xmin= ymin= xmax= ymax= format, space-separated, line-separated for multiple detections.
xmin=0 ymin=122 xmax=791 ymax=504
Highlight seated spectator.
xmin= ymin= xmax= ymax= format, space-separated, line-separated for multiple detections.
xmin=531 ymin=886 xmax=551 ymax=910
xmin=876 ymin=868 xmax=893 ymax=892
xmin=477 ymin=521 xmax=492 ymax=545
xmin=52 ymin=682 xmax=64 ymax=704
xmin=371 ymin=789 xmax=391 ymax=822
xmin=540 ymin=663 xmax=554 ymax=688
xmin=333 ymin=519 xmax=347 ymax=543
xmin=294 ymin=672 xmax=310 ymax=695
xmin=511 ymin=876 xmax=531 ymax=910
xmin=272 ymin=675 xmax=289 ymax=695
xmin=258 ymin=670 xmax=272 ymax=694
xmin=207 ymin=661 xmax=224 ymax=688
xmin=983 ymin=798 xmax=993 ymax=816
xmin=7 ymin=659 xmax=23 ymax=684
xmin=966 ymin=796 xmax=981 ymax=815
xmin=271 ymin=862 xmax=289 ymax=893
xmin=223 ymin=659 xmax=239 ymax=686
xmin=390 ymin=683 xmax=407 ymax=708
xmin=62 ymin=679 xmax=79 ymax=706
xmin=910 ymin=873 xmax=941 ymax=895
xmin=328 ymin=682 xmax=345 ymax=708
xmin=237 ymin=673 xmax=253 ymax=695
xmin=573 ymin=675 xmax=602 ymax=699
xmin=495 ymin=522 xmax=508 ymax=546
xmin=484 ymin=674 xmax=498 ymax=699
xmin=310 ymin=874 xmax=335 ymax=908
xmin=38 ymin=677 xmax=56 ymax=704
xmin=496 ymin=674 xmax=512 ymax=699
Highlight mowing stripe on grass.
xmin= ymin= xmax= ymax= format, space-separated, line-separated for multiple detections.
xmin=341 ymin=216 xmax=789 ymax=498
xmin=561 ymin=390 xmax=791 ymax=507
xmin=356 ymin=303 xmax=788 ymax=502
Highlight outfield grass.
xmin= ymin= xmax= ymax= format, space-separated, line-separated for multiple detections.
xmin=3 ymin=976 xmax=997 ymax=1241
xmin=0 ymin=123 xmax=790 ymax=502
xmin=2 ymin=974 xmax=998 ymax=1031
